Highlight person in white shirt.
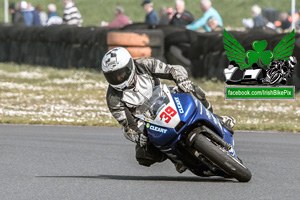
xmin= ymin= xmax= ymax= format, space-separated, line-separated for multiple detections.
xmin=62 ymin=0 xmax=83 ymax=26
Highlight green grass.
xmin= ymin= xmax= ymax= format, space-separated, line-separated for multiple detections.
xmin=0 ymin=0 xmax=298 ymax=27
xmin=0 ymin=63 xmax=299 ymax=132
xmin=0 ymin=63 xmax=118 ymax=126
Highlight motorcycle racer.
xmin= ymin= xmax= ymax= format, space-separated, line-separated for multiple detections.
xmin=102 ymin=47 xmax=235 ymax=171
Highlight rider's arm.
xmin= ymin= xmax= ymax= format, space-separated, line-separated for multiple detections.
xmin=135 ymin=57 xmax=189 ymax=83
xmin=106 ymin=86 xmax=141 ymax=142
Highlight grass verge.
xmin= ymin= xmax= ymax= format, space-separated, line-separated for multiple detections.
xmin=0 ymin=63 xmax=299 ymax=132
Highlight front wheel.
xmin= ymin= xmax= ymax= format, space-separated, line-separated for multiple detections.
xmin=193 ymin=134 xmax=252 ymax=182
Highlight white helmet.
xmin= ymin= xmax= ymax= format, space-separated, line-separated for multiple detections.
xmin=102 ymin=47 xmax=135 ymax=91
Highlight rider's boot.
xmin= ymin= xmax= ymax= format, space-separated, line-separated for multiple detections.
xmin=169 ymin=159 xmax=187 ymax=173
xmin=174 ymin=162 xmax=187 ymax=173
xmin=220 ymin=115 xmax=236 ymax=128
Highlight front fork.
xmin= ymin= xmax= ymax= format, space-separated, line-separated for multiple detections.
xmin=185 ymin=126 xmax=236 ymax=158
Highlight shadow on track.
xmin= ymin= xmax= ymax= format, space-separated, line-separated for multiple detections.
xmin=36 ymin=174 xmax=234 ymax=182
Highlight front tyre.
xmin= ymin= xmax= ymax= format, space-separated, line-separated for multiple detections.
xmin=193 ymin=134 xmax=252 ymax=182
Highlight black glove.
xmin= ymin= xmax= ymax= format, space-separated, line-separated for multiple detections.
xmin=124 ymin=128 xmax=148 ymax=147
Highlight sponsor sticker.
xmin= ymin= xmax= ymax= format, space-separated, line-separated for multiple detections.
xmin=160 ymin=106 xmax=177 ymax=123
xmin=146 ymin=123 xmax=150 ymax=128
xmin=149 ymin=125 xmax=167 ymax=134
xmin=174 ymin=97 xmax=184 ymax=114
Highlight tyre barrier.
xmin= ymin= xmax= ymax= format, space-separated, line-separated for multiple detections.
xmin=0 ymin=24 xmax=112 ymax=69
xmin=0 ymin=24 xmax=299 ymax=89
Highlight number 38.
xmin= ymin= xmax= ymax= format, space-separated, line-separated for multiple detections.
xmin=159 ymin=106 xmax=177 ymax=123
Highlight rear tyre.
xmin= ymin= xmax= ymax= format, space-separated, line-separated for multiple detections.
xmin=193 ymin=134 xmax=252 ymax=182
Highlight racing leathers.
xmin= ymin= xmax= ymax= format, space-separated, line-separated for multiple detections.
xmin=106 ymin=57 xmax=212 ymax=145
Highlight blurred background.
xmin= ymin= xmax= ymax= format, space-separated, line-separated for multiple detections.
xmin=0 ymin=0 xmax=299 ymax=27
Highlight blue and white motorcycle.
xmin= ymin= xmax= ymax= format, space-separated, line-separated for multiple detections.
xmin=135 ymin=84 xmax=252 ymax=182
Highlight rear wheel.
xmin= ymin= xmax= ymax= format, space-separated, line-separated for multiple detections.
xmin=193 ymin=134 xmax=252 ymax=182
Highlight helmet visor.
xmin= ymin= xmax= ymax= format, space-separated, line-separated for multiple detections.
xmin=103 ymin=58 xmax=134 ymax=86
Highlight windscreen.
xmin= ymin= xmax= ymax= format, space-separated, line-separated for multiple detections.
xmin=136 ymin=85 xmax=169 ymax=120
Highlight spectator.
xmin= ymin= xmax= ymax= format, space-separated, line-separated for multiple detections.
xmin=186 ymin=0 xmax=223 ymax=32
xmin=252 ymin=5 xmax=265 ymax=27
xmin=265 ymin=19 xmax=276 ymax=30
xmin=21 ymin=1 xmax=33 ymax=26
xmin=170 ymin=0 xmax=194 ymax=27
xmin=167 ymin=7 xmax=175 ymax=20
xmin=27 ymin=3 xmax=42 ymax=26
xmin=47 ymin=4 xmax=63 ymax=26
xmin=9 ymin=2 xmax=25 ymax=25
xmin=35 ymin=5 xmax=48 ymax=26
xmin=141 ymin=0 xmax=158 ymax=25
xmin=207 ymin=17 xmax=222 ymax=31
xmin=48 ymin=4 xmax=58 ymax=20
xmin=63 ymin=0 xmax=83 ymax=26
xmin=288 ymin=11 xmax=299 ymax=25
xmin=275 ymin=12 xmax=291 ymax=30
xmin=101 ymin=6 xmax=131 ymax=28
xmin=159 ymin=7 xmax=170 ymax=25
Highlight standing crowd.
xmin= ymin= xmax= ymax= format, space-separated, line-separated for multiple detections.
xmin=8 ymin=0 xmax=223 ymax=31
xmin=139 ymin=0 xmax=223 ymax=32
xmin=9 ymin=0 xmax=82 ymax=27
xmin=7 ymin=0 xmax=298 ymax=32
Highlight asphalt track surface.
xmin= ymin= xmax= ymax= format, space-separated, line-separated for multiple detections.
xmin=1 ymin=125 xmax=300 ymax=200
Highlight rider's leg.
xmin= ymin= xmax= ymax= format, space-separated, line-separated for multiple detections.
xmin=192 ymin=85 xmax=235 ymax=128
xmin=135 ymin=143 xmax=167 ymax=167
xmin=124 ymin=108 xmax=166 ymax=167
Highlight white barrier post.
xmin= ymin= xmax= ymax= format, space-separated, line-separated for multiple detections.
xmin=4 ymin=0 xmax=9 ymax=23
xmin=291 ymin=0 xmax=296 ymax=30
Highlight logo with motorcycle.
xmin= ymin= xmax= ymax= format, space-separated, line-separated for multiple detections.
xmin=223 ymin=29 xmax=297 ymax=85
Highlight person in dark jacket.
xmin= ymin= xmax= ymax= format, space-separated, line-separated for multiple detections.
xmin=29 ymin=3 xmax=42 ymax=26
xmin=252 ymin=5 xmax=265 ymax=27
xmin=275 ymin=12 xmax=291 ymax=30
xmin=142 ymin=0 xmax=158 ymax=25
xmin=9 ymin=3 xmax=25 ymax=25
xmin=36 ymin=5 xmax=48 ymax=26
xmin=170 ymin=0 xmax=194 ymax=27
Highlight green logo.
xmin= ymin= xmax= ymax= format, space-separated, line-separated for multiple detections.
xmin=146 ymin=123 xmax=150 ymax=128
xmin=223 ymin=29 xmax=295 ymax=69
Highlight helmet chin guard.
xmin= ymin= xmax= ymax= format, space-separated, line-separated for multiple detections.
xmin=110 ymin=64 xmax=136 ymax=91
xmin=102 ymin=47 xmax=135 ymax=91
